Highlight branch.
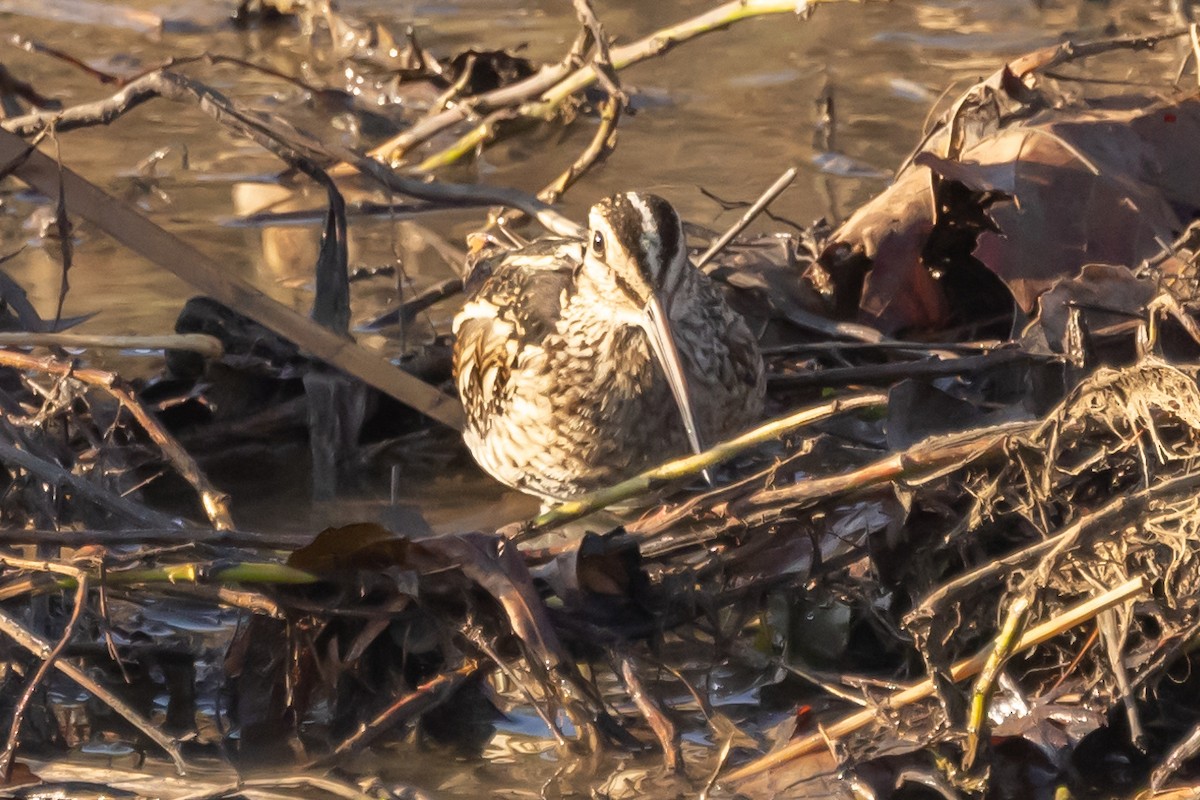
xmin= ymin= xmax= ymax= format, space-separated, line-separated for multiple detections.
xmin=0 ymin=128 xmax=466 ymax=429
xmin=0 ymin=70 xmax=579 ymax=237
xmin=0 ymin=440 xmax=182 ymax=529
xmin=0 ymin=332 xmax=223 ymax=357
xmin=696 ymin=166 xmax=798 ymax=269
xmin=0 ymin=348 xmax=233 ymax=529
xmin=0 ymin=562 xmax=88 ymax=780
xmin=361 ymin=0 xmax=842 ymax=170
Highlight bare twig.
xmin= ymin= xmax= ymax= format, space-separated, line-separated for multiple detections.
xmin=896 ymin=27 xmax=1191 ymax=175
xmin=413 ymin=108 xmax=520 ymax=173
xmin=731 ymin=419 xmax=1038 ymax=524
xmin=571 ymin=0 xmax=625 ymax=102
xmin=359 ymin=62 xmax=577 ymax=169
xmin=0 ymin=528 xmax=312 ymax=549
xmin=430 ymin=53 xmax=479 ymax=113
xmin=0 ymin=70 xmax=579 ymax=238
xmin=0 ymin=61 xmax=62 ymax=110
xmin=172 ymin=774 xmax=377 ymax=800
xmin=1191 ymin=23 xmax=1200 ymax=87
xmin=8 ymin=36 xmax=335 ymax=96
xmin=463 ymin=628 xmax=569 ymax=748
xmin=0 ymin=440 xmax=182 ymax=528
xmin=627 ymin=416 xmax=1037 ymax=542
xmin=361 ymin=0 xmax=844 ymax=169
xmin=489 ymin=92 xmax=622 ymax=230
xmin=365 ymin=278 xmax=464 ymax=329
xmin=768 ymin=348 xmax=1049 ymax=389
xmin=0 ymin=603 xmax=187 ymax=773
xmin=0 ymin=558 xmax=315 ymax=604
xmin=696 ymin=167 xmax=798 ymax=269
xmin=620 ymin=655 xmax=682 ymax=772
xmin=537 ymin=93 xmax=622 ymax=206
xmin=0 ymin=128 xmax=466 ymax=429
xmin=309 ymin=660 xmax=484 ymax=768
xmin=0 ymin=561 xmax=88 ymax=780
xmin=49 ymin=129 xmax=72 ymax=330
xmin=0 ymin=332 xmax=223 ymax=357
xmin=912 ymin=470 xmax=1200 ymax=619
xmin=515 ymin=391 xmax=887 ymax=539
xmin=0 ymin=348 xmax=233 ymax=529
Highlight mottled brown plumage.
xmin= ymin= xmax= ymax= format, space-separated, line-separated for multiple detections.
xmin=453 ymin=193 xmax=765 ymax=501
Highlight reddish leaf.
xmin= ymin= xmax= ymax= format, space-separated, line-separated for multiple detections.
xmin=825 ymin=93 xmax=1200 ymax=334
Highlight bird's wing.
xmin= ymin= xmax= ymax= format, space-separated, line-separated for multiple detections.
xmin=685 ymin=272 xmax=768 ymax=414
xmin=453 ymin=240 xmax=580 ymax=432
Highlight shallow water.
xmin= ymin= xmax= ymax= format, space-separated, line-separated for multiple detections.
xmin=0 ymin=1 xmax=1191 ymax=792
xmin=2 ymin=0 xmax=1182 ymax=339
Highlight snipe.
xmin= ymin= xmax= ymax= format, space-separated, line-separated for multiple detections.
xmin=453 ymin=192 xmax=765 ymax=501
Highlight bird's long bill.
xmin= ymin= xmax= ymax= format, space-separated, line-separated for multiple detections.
xmin=642 ymin=295 xmax=706 ymax=459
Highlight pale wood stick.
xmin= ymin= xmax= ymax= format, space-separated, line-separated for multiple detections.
xmin=0 ymin=332 xmax=222 ymax=357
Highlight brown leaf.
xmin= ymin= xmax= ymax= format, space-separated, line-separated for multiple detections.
xmin=824 ymin=93 xmax=1200 ymax=334
xmin=923 ymin=98 xmax=1199 ymax=311
xmin=287 ymin=523 xmax=410 ymax=573
xmin=1 ymin=761 xmax=40 ymax=788
xmin=822 ymin=165 xmax=948 ymax=331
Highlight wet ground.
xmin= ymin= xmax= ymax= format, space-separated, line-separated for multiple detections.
xmin=0 ymin=1 xmax=1193 ymax=795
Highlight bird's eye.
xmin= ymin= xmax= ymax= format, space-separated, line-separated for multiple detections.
xmin=591 ymin=230 xmax=605 ymax=256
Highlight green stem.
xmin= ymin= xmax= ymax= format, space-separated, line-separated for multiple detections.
xmin=415 ymin=117 xmax=499 ymax=172
xmin=963 ymin=594 xmax=1031 ymax=771
xmin=24 ymin=561 xmax=317 ymax=593
xmin=517 ymin=391 xmax=887 ymax=538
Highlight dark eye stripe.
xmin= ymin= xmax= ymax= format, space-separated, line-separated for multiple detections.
xmin=609 ymin=269 xmax=641 ymax=305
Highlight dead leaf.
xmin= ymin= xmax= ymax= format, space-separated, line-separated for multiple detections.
xmin=824 ymin=93 xmax=1200 ymax=334
xmin=287 ymin=523 xmax=410 ymax=573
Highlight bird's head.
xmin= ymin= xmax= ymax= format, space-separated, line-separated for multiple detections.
xmin=582 ymin=192 xmax=688 ymax=310
xmin=581 ymin=192 xmax=707 ymax=461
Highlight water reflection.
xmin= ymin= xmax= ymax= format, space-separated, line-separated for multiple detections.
xmin=3 ymin=0 xmax=1181 ymax=338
